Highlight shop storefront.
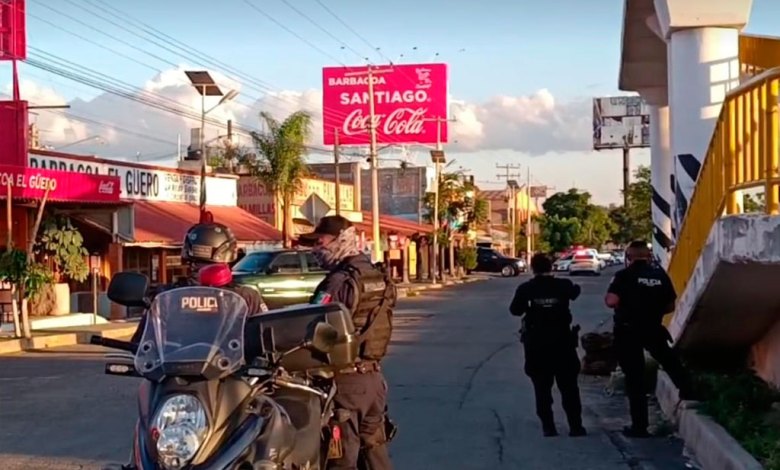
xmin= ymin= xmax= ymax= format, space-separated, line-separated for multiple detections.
xmin=26 ymin=150 xmax=282 ymax=318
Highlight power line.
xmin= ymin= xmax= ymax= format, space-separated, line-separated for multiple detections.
xmin=278 ymin=0 xmax=367 ymax=61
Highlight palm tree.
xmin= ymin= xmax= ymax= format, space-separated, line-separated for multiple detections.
xmin=250 ymin=111 xmax=312 ymax=247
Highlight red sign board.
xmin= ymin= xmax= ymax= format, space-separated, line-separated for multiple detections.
xmin=0 ymin=164 xmax=122 ymax=203
xmin=0 ymin=99 xmax=27 ymax=167
xmin=0 ymin=0 xmax=26 ymax=60
xmin=322 ymin=63 xmax=448 ymax=146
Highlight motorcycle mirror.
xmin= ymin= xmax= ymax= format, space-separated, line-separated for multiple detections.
xmin=107 ymin=272 xmax=150 ymax=308
xmin=306 ymin=322 xmax=339 ymax=354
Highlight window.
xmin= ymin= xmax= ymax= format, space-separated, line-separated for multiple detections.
xmin=305 ymin=253 xmax=327 ymax=272
xmin=123 ymin=248 xmax=152 ymax=279
xmin=573 ymin=255 xmax=594 ymax=261
xmin=233 ymin=252 xmax=275 ymax=273
xmin=271 ymin=253 xmax=302 ymax=273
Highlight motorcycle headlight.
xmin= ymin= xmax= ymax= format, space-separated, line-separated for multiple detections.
xmin=152 ymin=395 xmax=208 ymax=470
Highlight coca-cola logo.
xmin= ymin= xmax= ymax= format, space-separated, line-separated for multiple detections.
xmin=342 ymin=108 xmax=429 ymax=137
xmin=98 ymin=180 xmax=115 ymax=194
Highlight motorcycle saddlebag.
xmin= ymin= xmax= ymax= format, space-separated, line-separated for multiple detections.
xmin=255 ymin=303 xmax=359 ymax=373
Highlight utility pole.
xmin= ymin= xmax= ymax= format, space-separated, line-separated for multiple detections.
xmin=526 ymin=166 xmax=532 ymax=267
xmin=227 ymin=119 xmax=234 ymax=172
xmin=367 ymin=66 xmax=382 ymax=263
xmin=334 ymin=127 xmax=341 ymax=216
xmin=496 ymin=163 xmax=522 ymax=257
xmin=622 ymin=134 xmax=631 ymax=208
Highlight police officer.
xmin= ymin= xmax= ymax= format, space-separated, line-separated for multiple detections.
xmin=131 ymin=221 xmax=268 ymax=343
xmin=605 ymin=240 xmax=693 ymax=438
xmin=300 ymin=215 xmax=395 ymax=470
xmin=509 ymin=253 xmax=586 ymax=437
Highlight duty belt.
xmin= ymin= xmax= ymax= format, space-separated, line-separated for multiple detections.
xmin=337 ymin=360 xmax=381 ymax=375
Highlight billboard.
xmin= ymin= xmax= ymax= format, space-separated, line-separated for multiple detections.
xmin=0 ymin=0 xmax=27 ymax=60
xmin=322 ymin=63 xmax=448 ymax=146
xmin=592 ymin=96 xmax=649 ymax=150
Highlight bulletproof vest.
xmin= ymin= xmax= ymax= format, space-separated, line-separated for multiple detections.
xmin=614 ymin=263 xmax=668 ymax=325
xmin=523 ymin=277 xmax=573 ymax=338
xmin=339 ymin=256 xmax=396 ymax=361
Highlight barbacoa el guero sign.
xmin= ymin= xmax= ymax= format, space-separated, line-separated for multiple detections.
xmin=28 ymin=153 xmax=201 ymax=203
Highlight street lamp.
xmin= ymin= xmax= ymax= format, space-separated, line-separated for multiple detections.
xmin=184 ymin=71 xmax=239 ymax=215
xmin=507 ymin=180 xmax=519 ymax=258
xmin=430 ymin=149 xmax=446 ymax=284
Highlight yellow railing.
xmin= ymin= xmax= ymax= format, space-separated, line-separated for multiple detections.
xmin=667 ymin=68 xmax=780 ymax=296
xmin=740 ymin=34 xmax=780 ymax=72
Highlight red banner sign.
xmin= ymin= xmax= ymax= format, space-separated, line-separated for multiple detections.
xmin=0 ymin=0 xmax=26 ymax=60
xmin=322 ymin=63 xmax=448 ymax=146
xmin=0 ymin=164 xmax=121 ymax=202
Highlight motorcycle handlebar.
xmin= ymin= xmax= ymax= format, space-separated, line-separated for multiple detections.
xmin=90 ymin=335 xmax=138 ymax=354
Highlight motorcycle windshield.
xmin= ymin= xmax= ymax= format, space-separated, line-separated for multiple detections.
xmin=134 ymin=286 xmax=249 ymax=381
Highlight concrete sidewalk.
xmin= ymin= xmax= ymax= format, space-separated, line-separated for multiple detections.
xmin=0 ymin=275 xmax=490 ymax=355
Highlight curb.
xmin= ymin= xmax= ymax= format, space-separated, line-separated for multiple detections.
xmin=0 ymin=322 xmax=138 ymax=356
xmin=655 ymin=370 xmax=764 ymax=470
xmin=395 ymin=275 xmax=489 ymax=298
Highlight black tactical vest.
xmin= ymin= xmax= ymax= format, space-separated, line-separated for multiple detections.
xmin=339 ymin=256 xmax=396 ymax=361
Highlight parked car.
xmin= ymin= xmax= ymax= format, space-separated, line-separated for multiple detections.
xmin=598 ymin=252 xmax=616 ymax=266
xmin=553 ymin=253 xmax=574 ymax=272
xmin=611 ymin=250 xmax=626 ymax=266
xmin=568 ymin=251 xmax=603 ymax=276
xmin=475 ymin=247 xmax=526 ymax=277
xmin=231 ymin=249 xmax=326 ymax=309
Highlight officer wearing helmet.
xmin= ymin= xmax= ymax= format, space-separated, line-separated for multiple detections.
xmin=131 ymin=221 xmax=268 ymax=343
xmin=299 ymin=215 xmax=396 ymax=470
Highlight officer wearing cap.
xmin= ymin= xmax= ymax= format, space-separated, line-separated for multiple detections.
xmin=605 ymin=240 xmax=693 ymax=438
xmin=300 ymin=215 xmax=396 ymax=470
xmin=510 ymin=253 xmax=586 ymax=437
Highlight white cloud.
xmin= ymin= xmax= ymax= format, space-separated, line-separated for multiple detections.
xmin=6 ymin=66 xmax=593 ymax=163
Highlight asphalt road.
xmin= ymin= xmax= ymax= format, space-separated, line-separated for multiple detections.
xmin=0 ymin=269 xmax=695 ymax=469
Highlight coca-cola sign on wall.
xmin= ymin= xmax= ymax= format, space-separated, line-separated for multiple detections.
xmin=322 ymin=63 xmax=448 ymax=146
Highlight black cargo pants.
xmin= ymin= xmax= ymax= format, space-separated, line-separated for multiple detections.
xmin=614 ymin=323 xmax=691 ymax=430
xmin=524 ymin=341 xmax=583 ymax=430
xmin=328 ymin=370 xmax=393 ymax=470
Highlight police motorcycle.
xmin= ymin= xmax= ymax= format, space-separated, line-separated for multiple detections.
xmin=91 ymin=266 xmax=359 ymax=470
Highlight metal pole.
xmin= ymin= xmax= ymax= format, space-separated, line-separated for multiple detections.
xmin=623 ymin=145 xmax=630 ymax=208
xmin=334 ymin=127 xmax=341 ymax=216
xmin=368 ymin=67 xmax=383 ymax=263
xmin=432 ymin=119 xmax=442 ymax=284
xmin=526 ymin=167 xmax=532 ymax=267
xmin=92 ymin=268 xmax=99 ymax=325
xmin=510 ymin=185 xmax=516 ymax=258
xmin=200 ymin=86 xmax=207 ymax=214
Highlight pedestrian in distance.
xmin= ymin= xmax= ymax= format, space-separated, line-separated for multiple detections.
xmin=300 ymin=215 xmax=397 ymax=470
xmin=605 ymin=240 xmax=694 ymax=438
xmin=510 ymin=253 xmax=586 ymax=437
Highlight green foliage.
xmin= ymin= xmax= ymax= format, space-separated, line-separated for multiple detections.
xmin=744 ymin=192 xmax=766 ymax=213
xmin=608 ymin=166 xmax=652 ymax=244
xmin=694 ymin=370 xmax=780 ymax=469
xmin=250 ymin=111 xmax=312 ymax=247
xmin=36 ymin=216 xmax=89 ymax=282
xmin=536 ymin=188 xmax=614 ymax=252
xmin=456 ymin=246 xmax=478 ymax=270
xmin=423 ymin=172 xmax=487 ymax=243
xmin=0 ymin=248 xmax=53 ymax=300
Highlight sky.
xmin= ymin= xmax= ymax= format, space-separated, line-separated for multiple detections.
xmin=4 ymin=0 xmax=780 ymax=205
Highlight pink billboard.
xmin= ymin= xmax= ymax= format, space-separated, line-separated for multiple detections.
xmin=322 ymin=63 xmax=448 ymax=146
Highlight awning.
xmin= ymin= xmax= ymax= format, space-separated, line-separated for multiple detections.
xmin=356 ymin=212 xmax=433 ymax=237
xmin=129 ymin=201 xmax=282 ymax=246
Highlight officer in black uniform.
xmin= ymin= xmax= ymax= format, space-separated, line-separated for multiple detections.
xmin=300 ymin=215 xmax=396 ymax=470
xmin=131 ymin=221 xmax=268 ymax=343
xmin=605 ymin=240 xmax=692 ymax=438
xmin=510 ymin=253 xmax=586 ymax=437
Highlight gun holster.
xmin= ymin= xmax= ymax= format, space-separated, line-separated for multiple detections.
xmin=384 ymin=411 xmax=398 ymax=442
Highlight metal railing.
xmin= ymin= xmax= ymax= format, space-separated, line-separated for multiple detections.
xmin=740 ymin=34 xmax=780 ymax=73
xmin=667 ymin=67 xmax=780 ymax=296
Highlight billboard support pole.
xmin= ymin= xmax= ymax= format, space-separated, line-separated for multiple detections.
xmin=334 ymin=127 xmax=341 ymax=216
xmin=367 ymin=66 xmax=383 ymax=263
xmin=623 ymin=144 xmax=630 ymax=208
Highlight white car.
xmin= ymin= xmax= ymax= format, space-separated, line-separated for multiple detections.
xmin=553 ymin=254 xmax=573 ymax=272
xmin=568 ymin=252 xmax=602 ymax=275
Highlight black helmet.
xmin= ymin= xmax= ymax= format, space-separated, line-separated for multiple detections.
xmin=181 ymin=222 xmax=237 ymax=264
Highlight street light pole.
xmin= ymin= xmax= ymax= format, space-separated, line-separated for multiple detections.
xmin=367 ymin=66 xmax=382 ymax=264
xmin=526 ymin=166 xmax=532 ymax=266
xmin=432 ymin=120 xmax=442 ymax=284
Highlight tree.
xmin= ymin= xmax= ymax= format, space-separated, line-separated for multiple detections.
xmin=250 ymin=111 xmax=312 ymax=247
xmin=608 ymin=165 xmax=652 ymax=244
xmin=423 ymin=172 xmax=488 ymax=242
xmin=536 ymin=188 xmax=615 ymax=252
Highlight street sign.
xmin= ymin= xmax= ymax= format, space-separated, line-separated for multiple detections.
xmin=300 ymin=193 xmax=331 ymax=224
